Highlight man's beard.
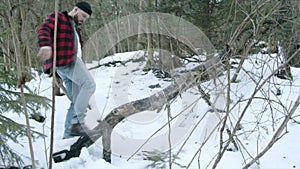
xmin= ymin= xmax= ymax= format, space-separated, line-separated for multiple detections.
xmin=74 ymin=14 xmax=82 ymax=25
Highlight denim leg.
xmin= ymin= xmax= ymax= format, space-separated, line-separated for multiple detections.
xmin=56 ymin=58 xmax=96 ymax=125
xmin=63 ymin=102 xmax=74 ymax=138
xmin=72 ymin=58 xmax=96 ymax=123
xmin=56 ymin=71 xmax=75 ymax=138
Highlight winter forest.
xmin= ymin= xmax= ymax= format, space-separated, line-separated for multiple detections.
xmin=0 ymin=0 xmax=300 ymax=169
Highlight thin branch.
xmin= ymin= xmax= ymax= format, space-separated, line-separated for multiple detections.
xmin=243 ymin=95 xmax=300 ymax=168
xmin=167 ymin=103 xmax=172 ymax=169
xmin=20 ymin=84 xmax=36 ymax=169
xmin=48 ymin=0 xmax=59 ymax=168
xmin=212 ymin=46 xmax=300 ymax=169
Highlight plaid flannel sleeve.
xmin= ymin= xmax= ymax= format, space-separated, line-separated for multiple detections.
xmin=38 ymin=12 xmax=55 ymax=47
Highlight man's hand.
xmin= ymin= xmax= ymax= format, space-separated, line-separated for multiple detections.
xmin=38 ymin=46 xmax=52 ymax=61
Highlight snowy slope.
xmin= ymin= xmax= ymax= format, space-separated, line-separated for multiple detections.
xmin=3 ymin=51 xmax=300 ymax=169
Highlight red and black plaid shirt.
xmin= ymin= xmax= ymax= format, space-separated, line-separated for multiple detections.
xmin=38 ymin=11 xmax=83 ymax=72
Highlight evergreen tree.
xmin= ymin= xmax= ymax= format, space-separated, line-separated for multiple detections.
xmin=0 ymin=56 xmax=50 ymax=167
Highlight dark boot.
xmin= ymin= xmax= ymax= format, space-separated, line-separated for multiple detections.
xmin=55 ymin=73 xmax=65 ymax=96
xmin=70 ymin=123 xmax=90 ymax=136
xmin=55 ymin=86 xmax=65 ymax=96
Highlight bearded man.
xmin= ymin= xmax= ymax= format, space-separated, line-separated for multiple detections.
xmin=38 ymin=1 xmax=96 ymax=139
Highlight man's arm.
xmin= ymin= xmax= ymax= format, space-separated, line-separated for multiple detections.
xmin=38 ymin=12 xmax=55 ymax=61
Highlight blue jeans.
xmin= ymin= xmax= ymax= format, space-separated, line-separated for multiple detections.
xmin=56 ymin=58 xmax=96 ymax=138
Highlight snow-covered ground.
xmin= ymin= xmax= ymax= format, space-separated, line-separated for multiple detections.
xmin=3 ymin=51 xmax=300 ymax=169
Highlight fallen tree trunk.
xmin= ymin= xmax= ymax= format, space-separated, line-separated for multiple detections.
xmin=89 ymin=51 xmax=226 ymax=162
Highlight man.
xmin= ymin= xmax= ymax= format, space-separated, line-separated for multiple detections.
xmin=38 ymin=1 xmax=96 ymax=138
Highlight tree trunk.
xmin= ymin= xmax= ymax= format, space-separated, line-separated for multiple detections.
xmin=145 ymin=0 xmax=155 ymax=69
xmin=136 ymin=0 xmax=145 ymax=50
